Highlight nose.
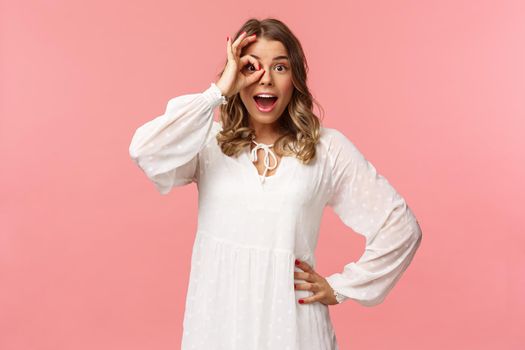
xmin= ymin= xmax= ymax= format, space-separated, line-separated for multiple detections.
xmin=258 ymin=68 xmax=273 ymax=85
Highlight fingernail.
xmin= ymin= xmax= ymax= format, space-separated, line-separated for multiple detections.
xmin=298 ymin=299 xmax=304 ymax=304
xmin=226 ymin=36 xmax=229 ymax=41
xmin=294 ymin=284 xmax=297 ymax=289
xmin=295 ymin=259 xmax=300 ymax=265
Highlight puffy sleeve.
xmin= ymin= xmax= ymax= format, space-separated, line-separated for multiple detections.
xmin=324 ymin=129 xmax=423 ymax=306
xmin=129 ymin=82 xmax=227 ymax=195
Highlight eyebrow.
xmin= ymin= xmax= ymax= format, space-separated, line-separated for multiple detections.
xmin=249 ymin=54 xmax=289 ymax=61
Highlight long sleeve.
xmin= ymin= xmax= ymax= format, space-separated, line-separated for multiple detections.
xmin=324 ymin=129 xmax=422 ymax=306
xmin=129 ymin=82 xmax=227 ymax=195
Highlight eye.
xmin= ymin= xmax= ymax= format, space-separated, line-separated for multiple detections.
xmin=244 ymin=63 xmax=257 ymax=72
xmin=244 ymin=63 xmax=289 ymax=73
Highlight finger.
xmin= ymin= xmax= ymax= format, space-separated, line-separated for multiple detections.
xmin=244 ymin=69 xmax=264 ymax=86
xmin=294 ymin=282 xmax=318 ymax=292
xmin=231 ymin=31 xmax=248 ymax=54
xmin=226 ymin=33 xmax=240 ymax=64
xmin=232 ymin=32 xmax=256 ymax=57
xmin=295 ymin=259 xmax=314 ymax=273
xmin=239 ymin=55 xmax=260 ymax=70
xmin=238 ymin=55 xmax=265 ymax=85
xmin=226 ymin=36 xmax=234 ymax=62
xmin=298 ymin=294 xmax=323 ymax=305
xmin=294 ymin=271 xmax=316 ymax=282
xmin=238 ymin=33 xmax=257 ymax=52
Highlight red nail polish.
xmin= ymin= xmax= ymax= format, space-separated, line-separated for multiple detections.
xmin=295 ymin=259 xmax=300 ymax=265
xmin=298 ymin=299 xmax=304 ymax=304
xmin=294 ymin=284 xmax=297 ymax=289
xmin=226 ymin=36 xmax=229 ymax=41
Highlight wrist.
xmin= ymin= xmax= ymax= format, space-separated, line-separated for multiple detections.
xmin=333 ymin=289 xmax=346 ymax=304
xmin=215 ymin=81 xmax=228 ymax=98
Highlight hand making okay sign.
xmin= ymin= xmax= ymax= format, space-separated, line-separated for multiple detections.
xmin=294 ymin=259 xmax=339 ymax=306
xmin=215 ymin=31 xmax=265 ymax=99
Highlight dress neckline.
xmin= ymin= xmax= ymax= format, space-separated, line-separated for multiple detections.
xmin=248 ymin=140 xmax=282 ymax=184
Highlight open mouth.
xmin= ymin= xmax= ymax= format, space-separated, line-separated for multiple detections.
xmin=253 ymin=95 xmax=278 ymax=112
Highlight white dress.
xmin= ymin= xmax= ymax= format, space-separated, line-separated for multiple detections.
xmin=129 ymin=82 xmax=423 ymax=350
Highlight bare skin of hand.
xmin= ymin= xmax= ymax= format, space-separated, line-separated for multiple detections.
xmin=294 ymin=259 xmax=339 ymax=306
xmin=215 ymin=31 xmax=265 ymax=98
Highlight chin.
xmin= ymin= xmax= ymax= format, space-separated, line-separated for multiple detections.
xmin=250 ymin=108 xmax=285 ymax=123
xmin=252 ymin=116 xmax=280 ymax=124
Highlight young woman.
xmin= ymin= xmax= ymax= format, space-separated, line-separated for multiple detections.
xmin=129 ymin=17 xmax=422 ymax=350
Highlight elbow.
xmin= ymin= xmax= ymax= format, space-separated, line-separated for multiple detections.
xmin=129 ymin=147 xmax=138 ymax=162
xmin=129 ymin=141 xmax=144 ymax=164
xmin=411 ymin=219 xmax=423 ymax=247
xmin=358 ymin=294 xmax=387 ymax=307
xmin=128 ymin=128 xmax=148 ymax=163
xmin=128 ymin=139 xmax=139 ymax=160
xmin=405 ymin=206 xmax=422 ymax=246
xmin=155 ymin=183 xmax=172 ymax=195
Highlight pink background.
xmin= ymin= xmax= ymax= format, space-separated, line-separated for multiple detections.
xmin=1 ymin=1 xmax=524 ymax=349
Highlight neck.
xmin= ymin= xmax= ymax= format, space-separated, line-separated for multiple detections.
xmin=249 ymin=118 xmax=283 ymax=144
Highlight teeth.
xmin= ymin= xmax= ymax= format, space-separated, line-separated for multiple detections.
xmin=255 ymin=94 xmax=276 ymax=98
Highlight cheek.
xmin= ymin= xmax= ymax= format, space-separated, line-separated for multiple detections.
xmin=281 ymin=79 xmax=294 ymax=96
xmin=281 ymin=82 xmax=294 ymax=101
xmin=239 ymin=91 xmax=252 ymax=106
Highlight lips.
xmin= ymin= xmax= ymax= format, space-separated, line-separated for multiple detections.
xmin=253 ymin=95 xmax=278 ymax=112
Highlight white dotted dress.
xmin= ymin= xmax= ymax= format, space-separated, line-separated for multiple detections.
xmin=129 ymin=82 xmax=423 ymax=350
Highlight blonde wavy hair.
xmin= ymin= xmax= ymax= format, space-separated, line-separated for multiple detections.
xmin=214 ymin=17 xmax=325 ymax=164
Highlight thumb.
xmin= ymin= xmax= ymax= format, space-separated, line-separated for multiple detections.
xmin=247 ymin=69 xmax=265 ymax=85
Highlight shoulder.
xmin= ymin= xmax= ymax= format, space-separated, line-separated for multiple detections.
xmin=320 ymin=125 xmax=345 ymax=141
xmin=319 ymin=125 xmax=357 ymax=154
xmin=318 ymin=126 xmax=367 ymax=174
